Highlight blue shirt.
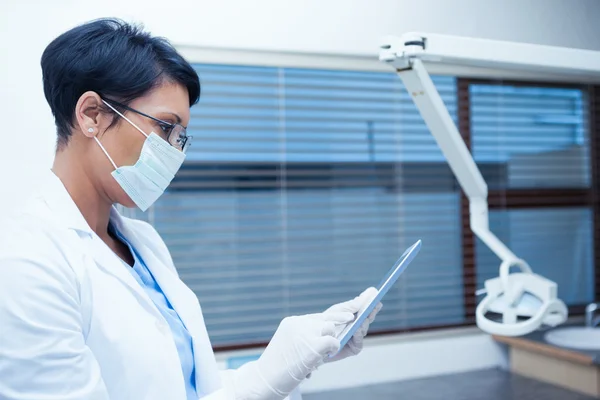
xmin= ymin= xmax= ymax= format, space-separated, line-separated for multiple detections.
xmin=110 ymin=224 xmax=197 ymax=400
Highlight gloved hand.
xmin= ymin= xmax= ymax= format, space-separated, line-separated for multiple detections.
xmin=230 ymin=311 xmax=354 ymax=400
xmin=325 ymin=287 xmax=382 ymax=363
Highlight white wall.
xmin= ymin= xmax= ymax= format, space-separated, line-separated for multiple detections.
xmin=2 ymin=0 xmax=600 ymax=212
xmin=215 ymin=327 xmax=508 ymax=394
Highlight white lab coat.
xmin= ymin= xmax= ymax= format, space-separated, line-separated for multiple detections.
xmin=0 ymin=171 xmax=238 ymax=400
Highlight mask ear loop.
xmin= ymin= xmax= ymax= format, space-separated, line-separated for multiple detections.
xmin=97 ymin=99 xmax=151 ymax=170
xmin=102 ymin=99 xmax=149 ymax=139
xmin=94 ymin=136 xmax=118 ymax=170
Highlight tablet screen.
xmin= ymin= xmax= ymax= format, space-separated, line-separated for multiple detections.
xmin=332 ymin=240 xmax=422 ymax=355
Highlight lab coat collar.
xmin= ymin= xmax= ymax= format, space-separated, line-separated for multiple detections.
xmin=40 ymin=170 xmax=94 ymax=235
xmin=38 ymin=170 xmax=222 ymax=395
xmin=39 ymin=170 xmax=164 ymax=320
xmin=39 ymin=169 xmax=200 ymax=339
xmin=110 ymin=209 xmax=223 ymax=396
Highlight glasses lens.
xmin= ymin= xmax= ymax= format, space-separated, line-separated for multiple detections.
xmin=168 ymin=124 xmax=189 ymax=152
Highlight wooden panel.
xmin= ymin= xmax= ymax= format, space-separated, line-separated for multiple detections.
xmin=510 ymin=347 xmax=600 ymax=397
xmin=488 ymin=188 xmax=591 ymax=209
xmin=458 ymin=78 xmax=477 ymax=321
xmin=493 ymin=334 xmax=594 ymax=366
xmin=590 ymin=85 xmax=600 ymax=302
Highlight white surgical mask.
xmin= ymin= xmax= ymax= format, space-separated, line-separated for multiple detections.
xmin=94 ymin=100 xmax=186 ymax=211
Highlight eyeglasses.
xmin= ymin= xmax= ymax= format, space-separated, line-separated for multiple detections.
xmin=102 ymin=98 xmax=192 ymax=153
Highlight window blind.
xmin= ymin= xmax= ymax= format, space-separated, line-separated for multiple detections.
xmin=470 ymin=84 xmax=594 ymax=305
xmin=147 ymin=64 xmax=465 ymax=347
xmin=471 ymin=85 xmax=590 ymax=189
xmin=476 ymin=208 xmax=594 ymax=304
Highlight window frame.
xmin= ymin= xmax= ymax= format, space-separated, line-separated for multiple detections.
xmin=458 ymin=78 xmax=600 ymax=322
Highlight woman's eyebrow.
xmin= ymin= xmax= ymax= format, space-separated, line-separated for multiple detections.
xmin=164 ymin=112 xmax=182 ymax=124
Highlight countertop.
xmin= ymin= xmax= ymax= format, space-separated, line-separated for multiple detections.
xmin=303 ymin=368 xmax=596 ymax=400
xmin=492 ymin=323 xmax=600 ymax=366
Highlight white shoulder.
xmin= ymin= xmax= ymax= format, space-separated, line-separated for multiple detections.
xmin=0 ymin=211 xmax=74 ymax=271
xmin=0 ymin=211 xmax=81 ymax=302
xmin=0 ymin=212 xmax=108 ymax=399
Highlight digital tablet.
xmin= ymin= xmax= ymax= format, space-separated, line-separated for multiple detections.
xmin=332 ymin=240 xmax=422 ymax=356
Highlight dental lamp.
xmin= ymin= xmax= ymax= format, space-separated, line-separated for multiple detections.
xmin=378 ymin=33 xmax=600 ymax=336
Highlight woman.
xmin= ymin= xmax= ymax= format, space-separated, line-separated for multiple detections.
xmin=0 ymin=19 xmax=381 ymax=400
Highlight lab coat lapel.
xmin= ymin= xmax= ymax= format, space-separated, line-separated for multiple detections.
xmin=39 ymin=171 xmax=158 ymax=316
xmin=85 ymin=234 xmax=159 ymax=314
xmin=113 ymin=212 xmax=222 ymax=396
xmin=38 ymin=172 xmax=222 ymax=394
xmin=111 ymin=212 xmax=199 ymax=330
xmin=84 ymin=229 xmax=170 ymax=323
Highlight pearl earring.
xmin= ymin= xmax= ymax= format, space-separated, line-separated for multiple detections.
xmin=88 ymin=128 xmax=94 ymax=133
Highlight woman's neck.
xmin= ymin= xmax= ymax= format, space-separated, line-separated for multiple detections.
xmin=52 ymin=150 xmax=113 ymax=238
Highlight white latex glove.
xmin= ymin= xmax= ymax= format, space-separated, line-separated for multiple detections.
xmin=230 ymin=311 xmax=353 ymax=400
xmin=325 ymin=287 xmax=382 ymax=363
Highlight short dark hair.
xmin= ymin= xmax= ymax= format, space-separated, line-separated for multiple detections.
xmin=41 ymin=18 xmax=201 ymax=148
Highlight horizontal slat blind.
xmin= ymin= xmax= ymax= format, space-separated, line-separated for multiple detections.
xmin=476 ymin=208 xmax=594 ymax=304
xmin=146 ymin=64 xmax=465 ymax=347
xmin=471 ymin=85 xmax=589 ymax=189
xmin=187 ymin=65 xmax=455 ymax=162
xmin=470 ymin=83 xmax=594 ymax=305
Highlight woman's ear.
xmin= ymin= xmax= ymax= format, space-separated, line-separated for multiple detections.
xmin=74 ymin=91 xmax=107 ymax=138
